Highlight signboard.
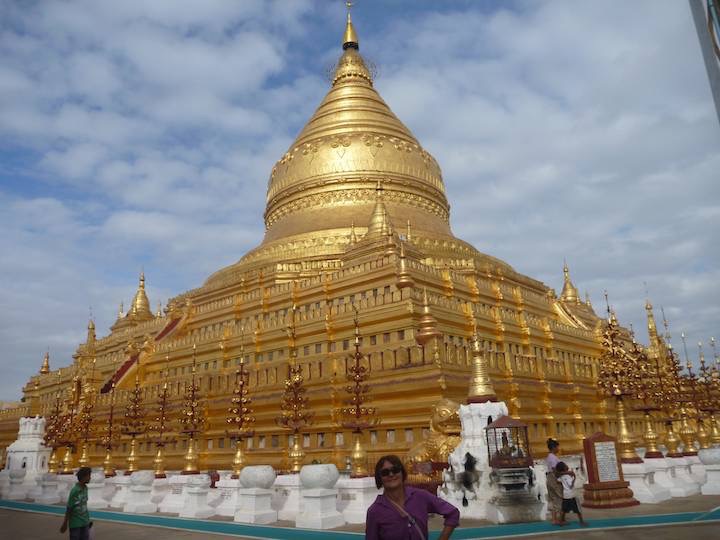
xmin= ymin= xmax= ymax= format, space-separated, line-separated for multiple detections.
xmin=581 ymin=431 xmax=638 ymax=508
xmin=594 ymin=440 xmax=621 ymax=483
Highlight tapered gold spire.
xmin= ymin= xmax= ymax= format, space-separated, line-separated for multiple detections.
xmin=560 ymin=261 xmax=580 ymax=303
xmin=86 ymin=318 xmax=96 ymax=352
xmin=343 ymin=1 xmax=359 ymax=50
xmin=40 ymin=351 xmax=50 ymax=375
xmin=396 ymin=242 xmax=414 ymax=289
xmin=467 ymin=305 xmax=497 ymax=403
xmin=130 ymin=271 xmax=153 ymax=320
xmin=645 ymin=299 xmax=659 ymax=340
xmin=367 ymin=182 xmax=392 ymax=238
xmin=416 ymin=288 xmax=442 ymax=346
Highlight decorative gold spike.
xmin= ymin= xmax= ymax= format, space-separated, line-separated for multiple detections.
xmin=416 ymin=288 xmax=442 ymax=346
xmin=343 ymin=1 xmax=359 ymax=50
xmin=40 ymin=351 xmax=50 ymax=375
xmin=396 ymin=242 xmax=414 ymax=289
xmin=467 ymin=305 xmax=497 ymax=403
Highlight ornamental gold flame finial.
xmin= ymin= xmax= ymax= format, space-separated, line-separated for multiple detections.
xmin=179 ymin=343 xmax=205 ymax=474
xmin=227 ymin=329 xmax=256 ymax=478
xmin=337 ymin=307 xmax=378 ymax=477
xmin=597 ymin=296 xmax=643 ymax=463
xmin=277 ymin=302 xmax=314 ymax=472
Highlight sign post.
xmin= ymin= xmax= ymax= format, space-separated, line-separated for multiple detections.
xmin=582 ymin=432 xmax=639 ymax=508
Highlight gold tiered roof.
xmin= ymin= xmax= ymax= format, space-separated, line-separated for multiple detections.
xmin=205 ymin=14 xmax=518 ymax=287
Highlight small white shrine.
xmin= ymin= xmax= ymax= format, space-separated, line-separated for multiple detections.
xmin=2 ymin=416 xmax=51 ymax=498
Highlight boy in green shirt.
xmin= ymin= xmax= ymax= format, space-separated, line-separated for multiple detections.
xmin=60 ymin=466 xmax=91 ymax=540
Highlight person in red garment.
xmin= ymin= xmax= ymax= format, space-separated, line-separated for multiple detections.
xmin=365 ymin=455 xmax=459 ymax=540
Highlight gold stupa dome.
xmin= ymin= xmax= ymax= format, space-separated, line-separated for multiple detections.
xmin=129 ymin=272 xmax=153 ymax=320
xmin=205 ymin=11 xmax=518 ymax=287
xmin=262 ymin=14 xmax=449 ymax=244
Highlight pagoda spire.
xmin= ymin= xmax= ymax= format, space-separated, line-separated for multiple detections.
xmin=40 ymin=351 xmax=50 ymax=375
xmin=86 ymin=318 xmax=96 ymax=349
xmin=129 ymin=271 xmax=153 ymax=320
xmin=645 ymin=299 xmax=660 ymax=342
xmin=366 ymin=181 xmax=392 ymax=238
xmin=560 ymin=260 xmax=580 ymax=304
xmin=467 ymin=304 xmax=497 ymax=403
xmin=416 ymin=288 xmax=442 ymax=346
xmin=343 ymin=1 xmax=359 ymax=50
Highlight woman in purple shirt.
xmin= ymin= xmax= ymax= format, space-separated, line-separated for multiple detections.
xmin=365 ymin=455 xmax=459 ymax=540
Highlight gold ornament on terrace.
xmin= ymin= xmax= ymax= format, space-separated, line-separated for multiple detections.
xmin=656 ymin=338 xmax=684 ymax=456
xmin=629 ymin=337 xmax=663 ymax=459
xmin=276 ymin=304 xmax=314 ymax=473
xmin=56 ymin=374 xmax=82 ymax=474
xmin=121 ymin=368 xmax=147 ymax=474
xmin=148 ymin=355 xmax=174 ymax=478
xmin=100 ymin=382 xmax=119 ymax=477
xmin=179 ymin=344 xmax=206 ymax=474
xmin=416 ymin=288 xmax=442 ymax=347
xmin=597 ymin=300 xmax=643 ymax=464
xmin=42 ymin=381 xmax=65 ymax=474
xmin=76 ymin=359 xmax=98 ymax=467
xmin=678 ymin=333 xmax=699 ymax=455
xmin=467 ymin=303 xmax=497 ymax=403
xmin=226 ymin=333 xmax=255 ymax=478
xmin=698 ymin=339 xmax=720 ymax=445
xmin=337 ymin=309 xmax=378 ymax=477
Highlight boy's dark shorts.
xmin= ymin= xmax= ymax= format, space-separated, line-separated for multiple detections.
xmin=69 ymin=525 xmax=90 ymax=540
xmin=562 ymin=498 xmax=580 ymax=513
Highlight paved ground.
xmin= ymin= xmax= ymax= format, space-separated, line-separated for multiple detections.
xmin=2 ymin=494 xmax=719 ymax=539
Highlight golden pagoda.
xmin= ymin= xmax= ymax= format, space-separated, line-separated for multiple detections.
xmin=0 ymin=12 xmax=649 ymax=471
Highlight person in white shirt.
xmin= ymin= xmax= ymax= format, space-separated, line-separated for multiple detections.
xmin=555 ymin=461 xmax=588 ymax=527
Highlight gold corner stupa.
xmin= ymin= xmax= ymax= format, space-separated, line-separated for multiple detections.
xmin=0 ymin=13 xmax=656 ymax=471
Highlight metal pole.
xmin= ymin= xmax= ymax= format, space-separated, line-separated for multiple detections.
xmin=689 ymin=0 xmax=720 ymax=126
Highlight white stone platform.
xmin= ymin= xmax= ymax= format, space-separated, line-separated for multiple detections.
xmin=234 ymin=466 xmax=277 ymax=524
xmin=273 ymin=473 xmax=302 ymax=521
xmin=296 ymin=464 xmax=344 ymax=530
xmin=336 ymin=475 xmax=379 ymax=524
xmin=698 ymin=447 xmax=720 ymax=495
xmin=124 ymin=471 xmax=157 ymax=514
xmin=621 ymin=461 xmax=672 ymax=504
xmin=158 ymin=474 xmax=189 ymax=514
xmin=87 ymin=468 xmax=109 ymax=509
xmin=179 ymin=474 xmax=215 ymax=519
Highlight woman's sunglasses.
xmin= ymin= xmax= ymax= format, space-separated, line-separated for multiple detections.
xmin=380 ymin=465 xmax=402 ymax=477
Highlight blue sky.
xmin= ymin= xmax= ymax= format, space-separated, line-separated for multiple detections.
xmin=1 ymin=0 xmax=718 ymax=400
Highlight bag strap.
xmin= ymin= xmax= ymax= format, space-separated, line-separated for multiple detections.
xmin=386 ymin=496 xmax=427 ymax=540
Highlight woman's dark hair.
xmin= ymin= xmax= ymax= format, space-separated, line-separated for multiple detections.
xmin=547 ymin=438 xmax=559 ymax=451
xmin=555 ymin=461 xmax=568 ymax=472
xmin=76 ymin=467 xmax=92 ymax=481
xmin=373 ymin=454 xmax=407 ymax=489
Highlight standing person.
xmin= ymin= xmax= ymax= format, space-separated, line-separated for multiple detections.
xmin=556 ymin=461 xmax=588 ymax=527
xmin=60 ymin=466 xmax=92 ymax=540
xmin=366 ymin=454 xmax=459 ymax=540
xmin=545 ymin=438 xmax=563 ymax=525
